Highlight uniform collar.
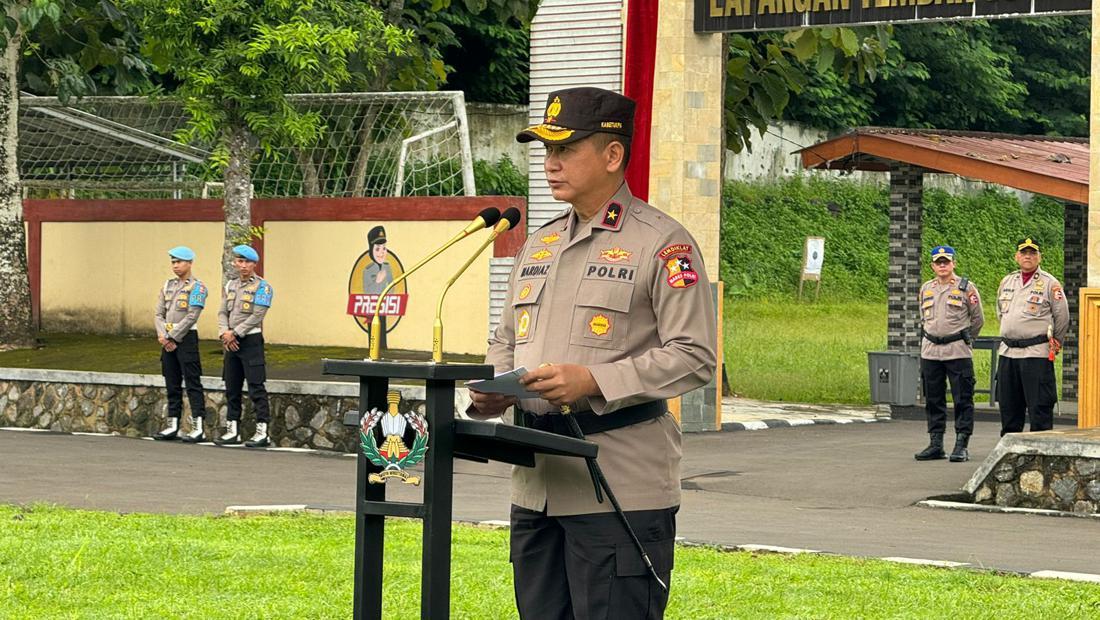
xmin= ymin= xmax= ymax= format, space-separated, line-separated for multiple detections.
xmin=593 ymin=182 xmax=633 ymax=232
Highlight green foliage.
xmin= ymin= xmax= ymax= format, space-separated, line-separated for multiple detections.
xmin=721 ymin=177 xmax=1065 ymax=302
xmin=726 ymin=27 xmax=889 ymax=153
xmin=474 ymin=155 xmax=526 ymax=196
xmin=5 ymin=0 xmax=150 ymax=100
xmin=4 ymin=505 xmax=1099 ymax=618
xmin=784 ymin=17 xmax=1090 ymax=137
xmin=227 ymin=224 xmax=265 ymax=246
xmin=125 ymin=0 xmax=413 ymax=154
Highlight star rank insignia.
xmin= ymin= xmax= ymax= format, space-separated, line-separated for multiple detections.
xmin=601 ymin=202 xmax=623 ymax=230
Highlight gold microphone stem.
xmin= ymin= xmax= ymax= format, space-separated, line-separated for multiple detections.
xmin=370 ymin=228 xmax=471 ymax=360
xmin=432 ymin=231 xmax=500 ymax=363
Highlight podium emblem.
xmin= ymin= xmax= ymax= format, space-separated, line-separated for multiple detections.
xmin=360 ymin=391 xmax=429 ymax=485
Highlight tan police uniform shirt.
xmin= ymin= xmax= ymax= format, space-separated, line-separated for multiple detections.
xmin=919 ymin=276 xmax=984 ymax=361
xmin=996 ymin=268 xmax=1069 ymax=359
xmin=154 ymin=278 xmax=207 ymax=342
xmin=217 ymin=276 xmax=274 ymax=337
xmin=485 ymin=183 xmax=718 ymax=517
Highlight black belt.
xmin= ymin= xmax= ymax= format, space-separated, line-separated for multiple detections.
xmin=517 ymin=400 xmax=668 ymax=435
xmin=1002 ymin=335 xmax=1048 ymax=348
xmin=924 ymin=331 xmax=967 ymax=345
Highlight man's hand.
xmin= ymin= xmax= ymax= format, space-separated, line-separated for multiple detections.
xmin=157 ymin=336 xmax=168 ymax=347
xmin=164 ymin=340 xmax=177 ymax=352
xmin=468 ymin=389 xmax=517 ymax=419
xmin=520 ymin=363 xmax=600 ymax=408
xmin=221 ymin=331 xmax=239 ymax=352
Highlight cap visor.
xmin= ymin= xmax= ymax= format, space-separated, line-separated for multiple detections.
xmin=516 ymin=124 xmax=592 ymax=145
xmin=1018 ymin=243 xmax=1039 ymax=251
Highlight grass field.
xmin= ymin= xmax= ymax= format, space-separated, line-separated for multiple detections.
xmin=0 ymin=300 xmax=1064 ymax=404
xmin=2 ymin=505 xmax=1097 ymax=619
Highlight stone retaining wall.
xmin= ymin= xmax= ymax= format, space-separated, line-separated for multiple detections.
xmin=0 ymin=369 xmax=464 ymax=453
xmin=965 ymin=429 xmax=1100 ymax=515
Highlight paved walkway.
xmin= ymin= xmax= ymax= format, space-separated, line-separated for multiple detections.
xmin=4 ymin=418 xmax=1099 ymax=577
xmin=721 ymin=397 xmax=886 ymax=430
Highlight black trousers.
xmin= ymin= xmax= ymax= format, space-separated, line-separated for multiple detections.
xmin=510 ymin=505 xmax=676 ymax=620
xmin=223 ymin=333 xmax=269 ymax=423
xmin=920 ymin=357 xmax=975 ymax=435
xmin=997 ymin=356 xmax=1057 ymax=436
xmin=161 ymin=331 xmax=205 ymax=419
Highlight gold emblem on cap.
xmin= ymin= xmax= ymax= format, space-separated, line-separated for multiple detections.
xmin=546 ymin=96 xmax=562 ymax=123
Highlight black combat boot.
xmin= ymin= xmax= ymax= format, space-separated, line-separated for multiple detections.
xmin=949 ymin=433 xmax=971 ymax=462
xmin=914 ymin=432 xmax=946 ymax=461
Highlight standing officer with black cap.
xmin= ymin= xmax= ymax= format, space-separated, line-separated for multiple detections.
xmin=468 ymin=87 xmax=717 ymax=619
xmin=216 ymin=244 xmax=275 ymax=447
xmin=154 ymin=246 xmax=209 ymax=441
xmin=914 ymin=245 xmax=984 ymax=462
xmin=996 ymin=237 xmax=1069 ymax=435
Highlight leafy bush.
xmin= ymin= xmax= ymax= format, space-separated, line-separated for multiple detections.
xmin=474 ymin=156 xmax=527 ymax=197
xmin=721 ymin=177 xmax=1065 ymax=301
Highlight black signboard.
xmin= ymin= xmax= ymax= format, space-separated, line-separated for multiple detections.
xmin=696 ymin=0 xmax=1091 ymax=33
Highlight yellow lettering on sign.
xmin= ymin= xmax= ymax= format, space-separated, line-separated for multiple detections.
xmin=875 ymin=0 xmax=891 ymax=7
xmin=758 ymin=0 xmax=776 ymax=14
xmin=834 ymin=0 xmax=849 ymax=10
xmin=813 ymin=0 xmax=830 ymax=10
xmin=710 ymin=0 xmax=722 ymax=16
xmin=779 ymin=0 xmax=796 ymax=13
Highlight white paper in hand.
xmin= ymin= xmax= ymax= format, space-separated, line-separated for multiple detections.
xmin=465 ymin=366 xmax=541 ymax=399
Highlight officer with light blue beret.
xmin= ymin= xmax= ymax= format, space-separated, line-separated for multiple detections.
xmin=154 ymin=246 xmax=209 ymax=442
xmin=216 ymin=245 xmax=274 ymax=447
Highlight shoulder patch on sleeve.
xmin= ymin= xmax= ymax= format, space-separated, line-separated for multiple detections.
xmin=189 ymin=282 xmax=208 ymax=308
xmin=658 ymin=244 xmax=698 ymax=289
xmin=254 ymin=280 xmax=274 ymax=307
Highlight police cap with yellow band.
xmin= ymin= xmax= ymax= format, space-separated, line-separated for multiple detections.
xmin=1017 ymin=237 xmax=1040 ymax=252
xmin=517 ymin=87 xmax=635 ymax=145
xmin=930 ymin=245 xmax=955 ymax=262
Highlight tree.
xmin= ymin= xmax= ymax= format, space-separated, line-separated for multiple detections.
xmin=125 ymin=0 xmax=412 ymax=282
xmin=0 ymin=0 xmax=147 ymax=349
xmin=726 ymin=26 xmax=890 ymax=153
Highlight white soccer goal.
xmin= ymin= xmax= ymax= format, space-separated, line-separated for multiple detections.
xmin=17 ymin=91 xmax=477 ymax=199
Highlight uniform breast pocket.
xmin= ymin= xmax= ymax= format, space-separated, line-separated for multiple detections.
xmin=921 ymin=299 xmax=935 ymax=320
xmin=1024 ymin=293 xmax=1046 ymax=317
xmin=570 ymin=282 xmax=633 ymax=351
xmin=512 ymin=279 xmax=545 ymax=344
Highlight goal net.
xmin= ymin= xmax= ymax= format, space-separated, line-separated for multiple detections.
xmin=18 ymin=92 xmax=476 ymax=199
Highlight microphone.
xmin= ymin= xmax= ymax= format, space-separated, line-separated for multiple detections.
xmin=433 ymin=207 xmax=522 ymax=363
xmin=369 ymin=207 xmax=501 ymax=360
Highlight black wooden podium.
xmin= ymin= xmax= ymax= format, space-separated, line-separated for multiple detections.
xmin=322 ymin=359 xmax=598 ymax=620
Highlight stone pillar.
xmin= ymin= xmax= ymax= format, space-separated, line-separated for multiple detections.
xmin=1063 ymin=201 xmax=1086 ymax=402
xmin=648 ymin=0 xmax=724 ymax=269
xmin=887 ymin=165 xmax=924 ymax=353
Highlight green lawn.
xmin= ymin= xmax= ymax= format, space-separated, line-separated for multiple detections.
xmin=2 ymin=505 xmax=1097 ymax=619
xmin=725 ymin=300 xmax=1062 ymax=405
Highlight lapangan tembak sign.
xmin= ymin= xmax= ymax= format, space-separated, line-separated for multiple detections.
xmin=695 ymin=0 xmax=1089 ymax=33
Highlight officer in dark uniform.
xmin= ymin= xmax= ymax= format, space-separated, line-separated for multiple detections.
xmin=216 ymin=245 xmax=275 ymax=447
xmin=154 ymin=246 xmax=209 ymax=441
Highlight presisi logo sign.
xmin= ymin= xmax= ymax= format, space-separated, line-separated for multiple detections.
xmin=347 ymin=229 xmax=408 ymax=335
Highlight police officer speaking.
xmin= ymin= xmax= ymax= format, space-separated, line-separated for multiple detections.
xmin=469 ymin=87 xmax=717 ymax=619
xmin=153 ymin=246 xmax=209 ymax=442
xmin=216 ymin=245 xmax=275 ymax=447
xmin=914 ymin=246 xmax=983 ymax=462
xmin=996 ymin=238 xmax=1069 ymax=436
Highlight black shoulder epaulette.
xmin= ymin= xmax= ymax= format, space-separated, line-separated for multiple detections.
xmin=958 ymin=277 xmax=969 ymax=292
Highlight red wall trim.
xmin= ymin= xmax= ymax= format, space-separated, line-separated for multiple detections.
xmin=25 ymin=196 xmax=528 ymax=325
xmin=623 ymin=0 xmax=659 ymax=201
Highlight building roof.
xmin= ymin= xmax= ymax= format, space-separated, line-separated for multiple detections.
xmin=798 ymin=127 xmax=1087 ymax=204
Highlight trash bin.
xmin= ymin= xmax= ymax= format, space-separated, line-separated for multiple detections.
xmin=867 ymin=351 xmax=920 ymax=406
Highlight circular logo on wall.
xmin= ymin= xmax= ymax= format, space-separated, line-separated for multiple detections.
xmin=347 ymin=226 xmax=408 ymax=335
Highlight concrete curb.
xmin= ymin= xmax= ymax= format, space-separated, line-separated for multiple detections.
xmin=218 ymin=507 xmax=1100 ymax=584
xmin=721 ymin=417 xmax=887 ymax=432
xmin=917 ymin=499 xmax=1100 ymax=521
